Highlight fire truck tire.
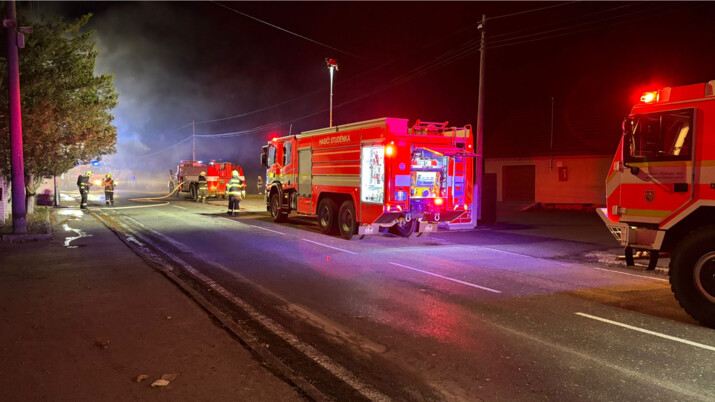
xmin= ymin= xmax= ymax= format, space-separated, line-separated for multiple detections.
xmin=270 ymin=193 xmax=287 ymax=223
xmin=317 ymin=198 xmax=338 ymax=235
xmin=389 ymin=219 xmax=417 ymax=238
xmin=338 ymin=200 xmax=357 ymax=240
xmin=669 ymin=227 xmax=715 ymax=328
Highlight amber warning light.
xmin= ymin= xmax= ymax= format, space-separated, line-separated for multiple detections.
xmin=385 ymin=144 xmax=395 ymax=156
xmin=640 ymin=91 xmax=658 ymax=103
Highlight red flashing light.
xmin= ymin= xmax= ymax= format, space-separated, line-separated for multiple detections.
xmin=434 ymin=198 xmax=444 ymax=206
xmin=640 ymin=91 xmax=657 ymax=103
xmin=385 ymin=144 xmax=395 ymax=156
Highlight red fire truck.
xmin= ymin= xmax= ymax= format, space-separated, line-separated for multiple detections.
xmin=598 ymin=81 xmax=715 ymax=327
xmin=261 ymin=117 xmax=476 ymax=240
xmin=169 ymin=160 xmax=245 ymax=200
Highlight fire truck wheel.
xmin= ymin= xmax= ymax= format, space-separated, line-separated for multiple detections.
xmin=338 ymin=200 xmax=357 ymax=240
xmin=389 ymin=219 xmax=417 ymax=238
xmin=669 ymin=227 xmax=715 ymax=328
xmin=317 ymin=198 xmax=338 ymax=235
xmin=270 ymin=193 xmax=287 ymax=223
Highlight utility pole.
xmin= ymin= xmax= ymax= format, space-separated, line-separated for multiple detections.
xmin=326 ymin=58 xmax=339 ymax=127
xmin=550 ymin=97 xmax=554 ymax=170
xmin=192 ymin=120 xmax=196 ymax=161
xmin=4 ymin=0 xmax=26 ymax=234
xmin=474 ymin=14 xmax=486 ymax=227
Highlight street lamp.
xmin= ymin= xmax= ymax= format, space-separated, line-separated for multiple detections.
xmin=326 ymin=58 xmax=339 ymax=127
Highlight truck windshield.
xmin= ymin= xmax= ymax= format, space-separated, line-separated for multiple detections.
xmin=625 ymin=108 xmax=694 ymax=162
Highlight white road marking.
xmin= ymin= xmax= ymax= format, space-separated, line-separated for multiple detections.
xmin=388 ymin=262 xmax=502 ymax=294
xmin=246 ymin=224 xmax=285 ymax=235
xmin=98 ymin=202 xmax=170 ymax=210
xmin=302 ymin=239 xmax=358 ymax=255
xmin=481 ymin=246 xmax=536 ymax=258
xmin=589 ymin=266 xmax=669 ymax=282
xmin=171 ymin=204 xmax=187 ymax=210
xmin=575 ymin=312 xmax=715 ymax=352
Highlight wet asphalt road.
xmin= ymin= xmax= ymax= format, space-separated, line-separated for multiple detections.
xmin=67 ymin=190 xmax=715 ymax=401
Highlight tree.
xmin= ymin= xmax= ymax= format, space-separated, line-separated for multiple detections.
xmin=0 ymin=13 xmax=118 ymax=212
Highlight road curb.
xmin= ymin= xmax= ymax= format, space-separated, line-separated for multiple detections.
xmin=90 ymin=210 xmax=330 ymax=402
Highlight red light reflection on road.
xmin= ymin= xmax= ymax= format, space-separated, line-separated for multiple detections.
xmin=373 ymin=290 xmax=480 ymax=349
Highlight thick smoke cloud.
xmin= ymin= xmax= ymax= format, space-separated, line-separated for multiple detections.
xmin=79 ymin=2 xmax=314 ymax=190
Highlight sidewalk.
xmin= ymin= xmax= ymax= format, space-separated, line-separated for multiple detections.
xmin=0 ymin=207 xmax=302 ymax=402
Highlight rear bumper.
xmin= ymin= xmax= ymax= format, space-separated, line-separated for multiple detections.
xmin=597 ymin=208 xmax=665 ymax=250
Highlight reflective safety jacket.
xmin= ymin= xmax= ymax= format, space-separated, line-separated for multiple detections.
xmin=227 ymin=177 xmax=243 ymax=198
xmin=198 ymin=175 xmax=208 ymax=190
xmin=104 ymin=178 xmax=115 ymax=192
xmin=77 ymin=175 xmax=90 ymax=191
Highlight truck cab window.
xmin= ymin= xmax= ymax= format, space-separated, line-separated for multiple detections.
xmin=625 ymin=108 xmax=694 ymax=162
xmin=284 ymin=142 xmax=292 ymax=165
xmin=267 ymin=145 xmax=276 ymax=166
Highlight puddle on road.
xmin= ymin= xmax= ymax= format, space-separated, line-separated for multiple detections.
xmin=57 ymin=209 xmax=85 ymax=218
xmin=63 ymin=223 xmax=91 ymax=248
xmin=59 ymin=210 xmax=92 ymax=248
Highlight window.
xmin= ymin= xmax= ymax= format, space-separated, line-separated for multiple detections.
xmin=625 ymin=108 xmax=694 ymax=162
xmin=267 ymin=145 xmax=276 ymax=166
xmin=284 ymin=142 xmax=292 ymax=165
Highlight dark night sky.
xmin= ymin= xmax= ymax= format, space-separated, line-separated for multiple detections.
xmin=17 ymin=1 xmax=715 ymax=178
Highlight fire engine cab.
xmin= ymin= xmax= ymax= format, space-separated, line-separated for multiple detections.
xmin=598 ymin=81 xmax=715 ymax=327
xmin=261 ymin=117 xmax=476 ymax=240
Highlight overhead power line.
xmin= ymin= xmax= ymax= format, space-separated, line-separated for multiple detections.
xmin=487 ymin=1 xmax=580 ymax=21
xmin=140 ymin=135 xmax=193 ymax=158
xmin=211 ymin=1 xmax=359 ymax=59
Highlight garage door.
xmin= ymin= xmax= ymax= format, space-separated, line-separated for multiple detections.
xmin=502 ymin=165 xmax=535 ymax=201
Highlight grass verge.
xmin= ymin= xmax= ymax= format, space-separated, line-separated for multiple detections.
xmin=0 ymin=207 xmax=50 ymax=235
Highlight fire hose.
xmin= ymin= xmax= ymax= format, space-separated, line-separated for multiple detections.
xmin=129 ymin=182 xmax=184 ymax=202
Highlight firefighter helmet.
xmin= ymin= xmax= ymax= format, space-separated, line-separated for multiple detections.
xmin=232 ymin=170 xmax=239 ymax=177
xmin=86 ymin=170 xmax=92 ymax=177
xmin=201 ymin=171 xmax=206 ymax=176
xmin=106 ymin=174 xmax=111 ymax=179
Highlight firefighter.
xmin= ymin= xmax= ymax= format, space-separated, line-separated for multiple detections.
xmin=226 ymin=170 xmax=243 ymax=216
xmin=197 ymin=171 xmax=208 ymax=203
xmin=76 ymin=170 xmax=92 ymax=209
xmin=103 ymin=174 xmax=116 ymax=206
xmin=256 ymin=175 xmax=263 ymax=194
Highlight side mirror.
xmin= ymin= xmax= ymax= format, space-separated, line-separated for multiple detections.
xmin=260 ymin=146 xmax=268 ymax=168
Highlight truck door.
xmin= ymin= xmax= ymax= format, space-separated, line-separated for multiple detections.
xmin=621 ymin=108 xmax=695 ymax=225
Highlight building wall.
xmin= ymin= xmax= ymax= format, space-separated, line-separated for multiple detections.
xmin=485 ymin=155 xmax=612 ymax=204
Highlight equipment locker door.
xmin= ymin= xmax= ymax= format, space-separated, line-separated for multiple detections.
xmin=297 ymin=148 xmax=312 ymax=213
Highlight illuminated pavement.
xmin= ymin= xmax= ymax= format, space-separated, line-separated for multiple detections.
xmin=63 ymin=189 xmax=715 ymax=401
